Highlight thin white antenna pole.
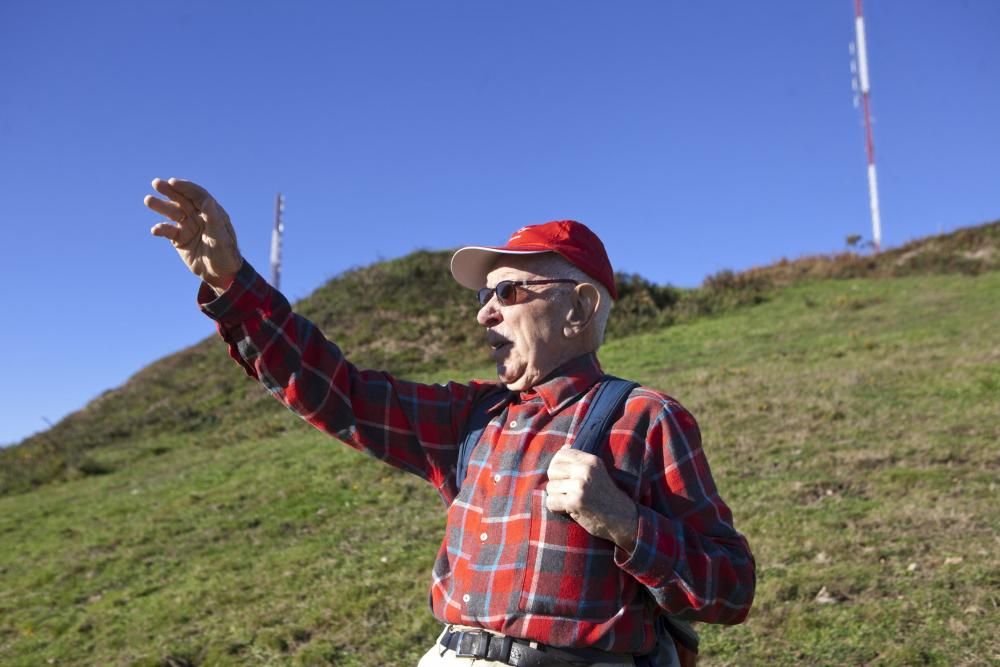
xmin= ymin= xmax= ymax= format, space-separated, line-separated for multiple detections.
xmin=270 ymin=193 xmax=285 ymax=289
xmin=852 ymin=0 xmax=882 ymax=252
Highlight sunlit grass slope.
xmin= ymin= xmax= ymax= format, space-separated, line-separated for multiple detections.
xmin=1 ymin=265 xmax=997 ymax=666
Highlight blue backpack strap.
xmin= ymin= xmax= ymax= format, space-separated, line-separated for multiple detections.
xmin=459 ymin=377 xmax=637 ymax=489
xmin=456 ymin=391 xmax=501 ymax=490
xmin=577 ymin=377 xmax=700 ymax=666
xmin=572 ymin=376 xmax=639 ymax=455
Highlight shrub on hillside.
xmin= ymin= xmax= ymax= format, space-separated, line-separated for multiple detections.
xmin=606 ymin=273 xmax=682 ymax=339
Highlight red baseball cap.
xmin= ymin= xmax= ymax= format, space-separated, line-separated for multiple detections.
xmin=450 ymin=220 xmax=618 ymax=300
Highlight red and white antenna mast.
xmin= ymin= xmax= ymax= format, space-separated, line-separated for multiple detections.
xmin=270 ymin=193 xmax=285 ymax=289
xmin=849 ymin=0 xmax=882 ymax=252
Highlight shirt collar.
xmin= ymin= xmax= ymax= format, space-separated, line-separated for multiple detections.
xmin=515 ymin=352 xmax=604 ymax=414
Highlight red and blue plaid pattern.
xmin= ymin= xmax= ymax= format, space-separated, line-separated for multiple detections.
xmin=200 ymin=262 xmax=755 ymax=654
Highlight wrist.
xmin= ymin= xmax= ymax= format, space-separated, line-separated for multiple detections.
xmin=208 ymin=275 xmax=235 ymax=294
xmin=609 ymin=500 xmax=639 ymax=553
xmin=205 ymin=263 xmax=240 ymax=294
xmin=622 ymin=504 xmax=640 ymax=553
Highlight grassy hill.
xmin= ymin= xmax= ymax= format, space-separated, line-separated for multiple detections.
xmin=1 ymin=221 xmax=997 ymax=665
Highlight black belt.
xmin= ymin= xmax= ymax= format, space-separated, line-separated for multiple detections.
xmin=440 ymin=628 xmax=630 ymax=666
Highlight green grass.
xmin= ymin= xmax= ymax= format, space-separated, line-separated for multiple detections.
xmin=601 ymin=273 xmax=999 ymax=666
xmin=2 ymin=270 xmax=997 ymax=665
xmin=1 ymin=432 xmax=444 ymax=666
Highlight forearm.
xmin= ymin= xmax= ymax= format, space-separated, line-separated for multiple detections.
xmin=612 ymin=402 xmax=756 ymax=623
xmin=198 ymin=261 xmax=483 ymax=491
xmin=615 ymin=504 xmax=755 ymax=624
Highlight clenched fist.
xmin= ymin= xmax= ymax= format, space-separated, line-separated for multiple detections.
xmin=545 ymin=446 xmax=639 ymax=552
xmin=144 ymin=178 xmax=242 ymax=291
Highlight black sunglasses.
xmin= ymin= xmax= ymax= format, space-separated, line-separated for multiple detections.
xmin=477 ymin=279 xmax=578 ymax=307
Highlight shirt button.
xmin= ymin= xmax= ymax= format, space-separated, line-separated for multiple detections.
xmin=480 ymin=532 xmax=488 ymax=541
xmin=509 ymin=420 xmax=517 ymax=428
xmin=493 ymin=474 xmax=501 ymax=483
xmin=462 ymin=594 xmax=471 ymax=603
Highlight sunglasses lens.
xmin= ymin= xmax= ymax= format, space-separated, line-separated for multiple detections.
xmin=477 ymin=281 xmax=522 ymax=306
xmin=495 ymin=281 xmax=517 ymax=305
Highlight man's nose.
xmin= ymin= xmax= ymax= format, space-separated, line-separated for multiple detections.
xmin=477 ymin=298 xmax=503 ymax=328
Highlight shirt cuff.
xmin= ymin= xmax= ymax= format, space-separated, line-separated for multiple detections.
xmin=614 ymin=504 xmax=679 ymax=584
xmin=197 ymin=260 xmax=269 ymax=325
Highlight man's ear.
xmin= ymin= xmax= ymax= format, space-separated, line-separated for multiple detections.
xmin=563 ymin=283 xmax=600 ymax=339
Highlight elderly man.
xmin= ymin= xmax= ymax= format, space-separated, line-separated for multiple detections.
xmin=145 ymin=178 xmax=754 ymax=667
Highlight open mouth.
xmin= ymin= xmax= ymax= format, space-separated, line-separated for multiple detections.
xmin=487 ymin=333 xmax=512 ymax=352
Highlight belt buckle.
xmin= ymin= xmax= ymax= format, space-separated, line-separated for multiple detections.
xmin=455 ymin=630 xmax=490 ymax=659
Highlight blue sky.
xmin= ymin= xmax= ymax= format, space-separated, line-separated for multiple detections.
xmin=1 ymin=1 xmax=998 ymax=446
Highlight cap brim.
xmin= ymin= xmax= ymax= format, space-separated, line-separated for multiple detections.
xmin=450 ymin=245 xmax=550 ymax=290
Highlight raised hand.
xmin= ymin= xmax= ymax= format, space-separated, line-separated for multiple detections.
xmin=144 ymin=178 xmax=243 ymax=291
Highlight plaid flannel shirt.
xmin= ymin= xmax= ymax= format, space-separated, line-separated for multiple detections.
xmin=199 ymin=261 xmax=755 ymax=654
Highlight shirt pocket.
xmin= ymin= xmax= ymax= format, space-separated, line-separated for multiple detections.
xmin=517 ymin=488 xmax=622 ymax=620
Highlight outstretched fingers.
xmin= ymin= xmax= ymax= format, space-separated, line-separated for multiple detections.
xmin=146 ymin=178 xmax=210 ymax=244
xmin=167 ymin=178 xmax=214 ymax=211
xmin=169 ymin=179 xmax=238 ymax=252
xmin=144 ymin=193 xmax=186 ymax=223
xmin=144 ymin=176 xmax=242 ymax=289
xmin=152 ymin=178 xmax=199 ymax=216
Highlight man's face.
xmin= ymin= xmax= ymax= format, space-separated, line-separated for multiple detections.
xmin=477 ymin=257 xmax=575 ymax=391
